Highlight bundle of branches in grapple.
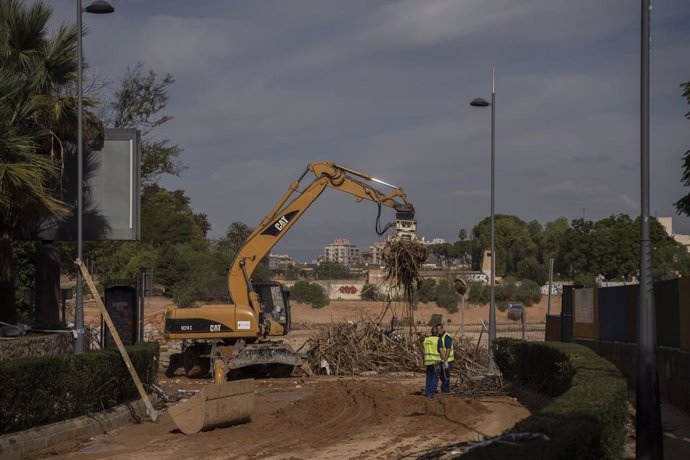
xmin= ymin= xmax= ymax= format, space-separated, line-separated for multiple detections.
xmin=305 ymin=317 xmax=424 ymax=375
xmin=382 ymin=238 xmax=428 ymax=302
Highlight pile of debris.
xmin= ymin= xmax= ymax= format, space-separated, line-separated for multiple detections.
xmin=304 ymin=319 xmax=504 ymax=397
xmin=305 ymin=317 xmax=422 ymax=375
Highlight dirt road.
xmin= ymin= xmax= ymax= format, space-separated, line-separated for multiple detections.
xmin=44 ymin=296 xmax=547 ymax=458
xmin=37 ymin=375 xmax=529 ymax=460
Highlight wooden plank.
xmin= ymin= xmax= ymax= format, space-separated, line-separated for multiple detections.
xmin=75 ymin=259 xmax=158 ymax=421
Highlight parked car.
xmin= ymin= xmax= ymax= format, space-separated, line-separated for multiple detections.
xmin=507 ymin=302 xmax=525 ymax=321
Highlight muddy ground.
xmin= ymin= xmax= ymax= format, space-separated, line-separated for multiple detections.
xmin=38 ymin=297 xmax=551 ymax=459
xmin=34 ymin=374 xmax=529 ymax=460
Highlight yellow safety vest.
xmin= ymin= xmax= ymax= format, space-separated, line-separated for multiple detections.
xmin=423 ymin=336 xmax=441 ymax=366
xmin=439 ymin=332 xmax=455 ymax=363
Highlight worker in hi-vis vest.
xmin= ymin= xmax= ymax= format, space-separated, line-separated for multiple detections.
xmin=436 ymin=323 xmax=455 ymax=393
xmin=423 ymin=324 xmax=442 ymax=397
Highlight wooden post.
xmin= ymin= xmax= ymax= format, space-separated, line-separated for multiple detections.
xmin=75 ymin=259 xmax=158 ymax=421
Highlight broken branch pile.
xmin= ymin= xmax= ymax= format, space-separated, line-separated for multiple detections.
xmin=305 ymin=317 xmax=422 ymax=374
xmin=304 ymin=320 xmax=504 ymax=397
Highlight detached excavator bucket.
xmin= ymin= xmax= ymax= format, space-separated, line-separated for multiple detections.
xmin=168 ymin=379 xmax=254 ymax=434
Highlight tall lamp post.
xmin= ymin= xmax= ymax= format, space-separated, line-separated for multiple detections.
xmin=75 ymin=0 xmax=114 ymax=353
xmin=470 ymin=66 xmax=496 ymax=371
xmin=637 ymin=0 xmax=662 ymax=458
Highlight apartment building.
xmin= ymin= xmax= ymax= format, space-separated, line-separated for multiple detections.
xmin=268 ymin=253 xmax=294 ymax=270
xmin=369 ymin=242 xmax=386 ymax=266
xmin=323 ymin=239 xmax=361 ymax=266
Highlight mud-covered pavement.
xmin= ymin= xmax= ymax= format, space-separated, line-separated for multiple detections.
xmin=35 ymin=374 xmax=529 ymax=460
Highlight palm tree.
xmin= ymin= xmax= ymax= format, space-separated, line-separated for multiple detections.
xmin=224 ymin=221 xmax=252 ymax=255
xmin=675 ymin=80 xmax=690 ymax=215
xmin=0 ymin=0 xmax=101 ymax=323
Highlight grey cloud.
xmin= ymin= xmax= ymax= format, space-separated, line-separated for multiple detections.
xmin=38 ymin=0 xmax=690 ymax=257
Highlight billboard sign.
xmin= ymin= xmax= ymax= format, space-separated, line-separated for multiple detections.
xmin=30 ymin=128 xmax=141 ymax=241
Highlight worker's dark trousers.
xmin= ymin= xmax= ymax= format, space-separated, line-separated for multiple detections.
xmin=425 ymin=365 xmax=440 ymax=397
xmin=440 ymin=361 xmax=454 ymax=393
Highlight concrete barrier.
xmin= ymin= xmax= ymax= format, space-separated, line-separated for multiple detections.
xmin=0 ymin=400 xmax=147 ymax=460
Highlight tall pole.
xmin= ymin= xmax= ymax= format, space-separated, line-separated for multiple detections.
xmin=460 ymin=294 xmax=465 ymax=339
xmin=75 ymin=0 xmax=85 ymax=353
xmin=488 ymin=66 xmax=496 ymax=371
xmin=547 ymin=258 xmax=554 ymax=315
xmin=636 ymin=1 xmax=662 ymax=458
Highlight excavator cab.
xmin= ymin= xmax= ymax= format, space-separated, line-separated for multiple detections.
xmin=253 ymin=281 xmax=291 ymax=335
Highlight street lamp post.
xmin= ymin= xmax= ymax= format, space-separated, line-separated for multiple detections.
xmin=470 ymin=66 xmax=496 ymax=371
xmin=637 ymin=0 xmax=663 ymax=457
xmin=75 ymin=0 xmax=114 ymax=353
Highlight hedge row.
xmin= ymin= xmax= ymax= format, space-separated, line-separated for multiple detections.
xmin=0 ymin=342 xmax=159 ymax=434
xmin=465 ymin=339 xmax=627 ymax=460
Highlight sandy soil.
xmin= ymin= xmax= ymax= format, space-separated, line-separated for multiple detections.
xmin=290 ymin=295 xmax=560 ymax=328
xmin=44 ymin=295 xmax=553 ymax=459
xmin=35 ymin=376 xmax=529 ymax=460
xmin=77 ymin=293 xmax=560 ymax=332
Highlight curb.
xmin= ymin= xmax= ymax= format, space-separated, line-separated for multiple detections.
xmin=0 ymin=400 xmax=147 ymax=460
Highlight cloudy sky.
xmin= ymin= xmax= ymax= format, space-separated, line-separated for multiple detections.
xmin=47 ymin=0 xmax=690 ymax=261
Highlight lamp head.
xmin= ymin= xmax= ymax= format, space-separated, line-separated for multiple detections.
xmin=84 ymin=0 xmax=115 ymax=14
xmin=470 ymin=97 xmax=490 ymax=107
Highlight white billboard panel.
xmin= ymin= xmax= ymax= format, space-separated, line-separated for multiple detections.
xmin=30 ymin=128 xmax=141 ymax=241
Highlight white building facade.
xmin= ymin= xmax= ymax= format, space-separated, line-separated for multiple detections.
xmin=323 ymin=239 xmax=361 ymax=265
xmin=369 ymin=242 xmax=386 ymax=266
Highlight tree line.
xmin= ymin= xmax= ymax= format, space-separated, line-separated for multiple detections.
xmin=424 ymin=214 xmax=690 ymax=288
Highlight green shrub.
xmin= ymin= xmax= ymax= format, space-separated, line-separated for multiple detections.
xmin=515 ymin=279 xmax=542 ymax=306
xmin=0 ymin=342 xmax=159 ymax=434
xmin=290 ymin=280 xmax=330 ymax=308
xmin=467 ymin=281 xmax=489 ymax=304
xmin=417 ymin=278 xmax=437 ymax=303
xmin=494 ymin=278 xmax=543 ymax=310
xmin=465 ymin=339 xmax=627 ymax=460
xmin=435 ymin=279 xmax=459 ymax=313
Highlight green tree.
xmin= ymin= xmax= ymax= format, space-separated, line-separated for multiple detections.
xmin=314 ymin=261 xmax=351 ymax=280
xmin=91 ymin=242 xmax=158 ymax=281
xmin=105 ymin=62 xmax=184 ymax=185
xmin=514 ymin=279 xmax=542 ymax=306
xmin=557 ymin=215 xmax=689 ymax=282
xmin=561 ymin=218 xmax=595 ymax=280
xmin=435 ymin=279 xmax=458 ymax=313
xmin=458 ymin=228 xmax=467 ymax=241
xmin=140 ymin=185 xmax=205 ymax=247
xmin=649 ymin=217 xmax=690 ymax=280
xmin=542 ymin=217 xmax=570 ymax=276
xmin=0 ymin=0 xmax=97 ymax=322
xmin=428 ymin=243 xmax=458 ymax=269
xmin=516 ymin=257 xmax=547 ymax=286
xmin=675 ymin=79 xmax=690 ymax=215
xmin=222 ymin=221 xmax=252 ymax=257
xmin=526 ymin=219 xmax=544 ymax=260
xmin=467 ymin=281 xmax=489 ymax=304
xmin=472 ymin=215 xmax=536 ymax=275
xmin=590 ymin=215 xmax=638 ymax=280
xmin=417 ymin=278 xmax=437 ymax=303
xmin=290 ymin=280 xmax=329 ymax=308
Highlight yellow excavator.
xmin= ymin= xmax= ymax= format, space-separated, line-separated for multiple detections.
xmin=163 ymin=162 xmax=417 ymax=384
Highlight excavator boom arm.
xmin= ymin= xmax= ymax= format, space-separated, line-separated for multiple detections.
xmin=229 ymin=162 xmax=414 ymax=311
